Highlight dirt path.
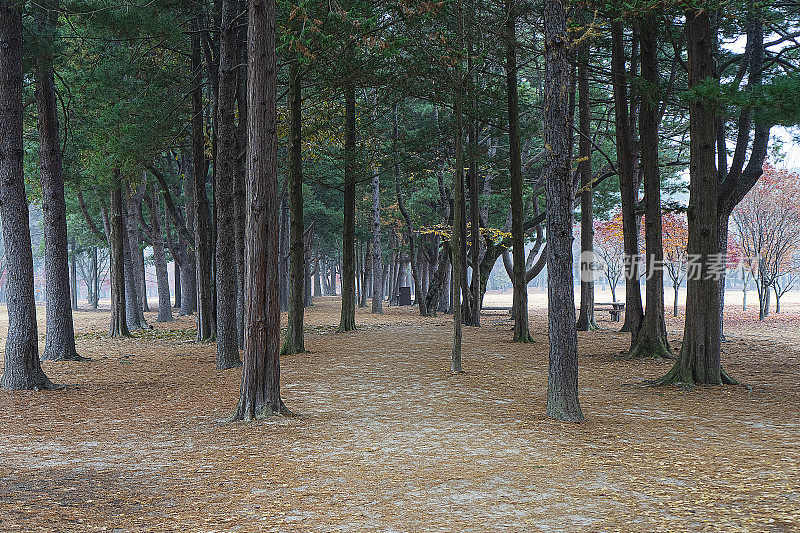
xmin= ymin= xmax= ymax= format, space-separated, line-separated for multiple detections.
xmin=1 ymin=298 xmax=798 ymax=531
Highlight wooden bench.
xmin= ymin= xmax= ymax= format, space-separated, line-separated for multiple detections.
xmin=594 ymin=302 xmax=625 ymax=322
xmin=481 ymin=306 xmax=512 ymax=315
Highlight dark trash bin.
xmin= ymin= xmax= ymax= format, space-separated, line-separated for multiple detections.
xmin=399 ymin=286 xmax=411 ymax=306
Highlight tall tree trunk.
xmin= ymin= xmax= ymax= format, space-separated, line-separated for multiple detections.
xmin=450 ymin=1 xmax=466 ymax=372
xmin=575 ymin=37 xmax=597 ymax=332
xmin=628 ymin=12 xmax=671 ymax=359
xmin=108 ymin=185 xmax=131 ymax=338
xmin=339 ymin=82 xmax=357 ymax=332
xmin=506 ymin=0 xmax=532 ymax=342
xmin=91 ymin=246 xmax=99 ymax=309
xmin=146 ymin=192 xmax=173 ymax=322
xmin=232 ymin=0 xmax=290 ymax=420
xmin=282 ymin=56 xmax=306 ymax=355
xmin=674 ymin=283 xmax=679 ymax=317
xmin=234 ymin=0 xmax=248 ymax=347
xmin=467 ymin=18 xmax=480 ymax=327
xmin=35 ymin=0 xmax=82 ymax=361
xmin=544 ymin=0 xmax=583 ymax=421
xmin=611 ymin=20 xmax=644 ymax=336
xmin=313 ymin=256 xmax=322 ymax=297
xmin=279 ymin=195 xmax=289 ymax=311
xmin=174 ymin=257 xmax=181 ymax=309
xmin=70 ymin=238 xmax=78 ymax=310
xmin=371 ymin=166 xmax=383 ymax=313
xmin=359 ymin=239 xmax=370 ymax=308
xmin=192 ymin=10 xmax=215 ymax=342
xmin=122 ymin=211 xmax=142 ymax=331
xmin=654 ymin=8 xmax=735 ymax=386
xmin=140 ymin=245 xmax=149 ymax=312
xmin=124 ymin=190 xmax=148 ymax=328
xmin=394 ymin=103 xmax=428 ymax=317
xmin=0 ymin=1 xmax=55 ymax=389
xmin=214 ymin=0 xmax=242 ymax=368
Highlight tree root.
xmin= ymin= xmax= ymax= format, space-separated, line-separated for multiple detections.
xmin=41 ymin=352 xmax=92 ymax=362
xmin=512 ymin=330 xmax=534 ymax=343
xmin=226 ymin=398 xmax=295 ymax=423
xmin=647 ymin=361 xmax=740 ymax=387
xmin=280 ymin=341 xmax=306 ymax=356
xmin=622 ymin=338 xmax=675 ymax=361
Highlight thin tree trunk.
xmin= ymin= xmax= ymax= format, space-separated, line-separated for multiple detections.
xmin=628 ymin=11 xmax=671 ymax=359
xmin=371 ymin=165 xmax=383 ymax=313
xmin=674 ymin=284 xmax=679 ymax=317
xmin=0 ymin=0 xmax=56 ymax=389
xmin=339 ymin=82 xmax=357 ymax=332
xmin=313 ymin=256 xmax=322 ymax=297
xmin=91 ymin=246 xmax=99 ymax=309
xmin=467 ymin=18 xmax=480 ymax=327
xmin=232 ymin=0 xmax=290 ymax=420
xmin=575 ymin=37 xmax=597 ymax=332
xmin=192 ymin=10 xmax=215 ymax=341
xmin=506 ymin=0 xmax=532 ymax=342
xmin=174 ymin=258 xmax=181 ymax=309
xmin=146 ymin=192 xmax=173 ymax=322
xmin=544 ymin=0 xmax=583 ymax=421
xmin=611 ymin=20 xmax=644 ymax=336
xmin=450 ymin=1 xmax=466 ymax=372
xmin=282 ymin=56 xmax=306 ymax=355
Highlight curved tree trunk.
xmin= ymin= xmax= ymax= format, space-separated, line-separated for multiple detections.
xmin=338 ymin=82 xmax=357 ymax=332
xmin=35 ymin=0 xmax=82 ymax=361
xmin=0 ymin=1 xmax=56 ymax=389
xmin=232 ymin=0 xmax=290 ymax=420
xmin=654 ymin=8 xmax=735 ymax=386
xmin=543 ymin=0 xmax=583 ymax=422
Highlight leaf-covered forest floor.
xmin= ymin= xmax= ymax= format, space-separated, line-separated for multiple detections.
xmin=1 ymin=295 xmax=799 ymax=532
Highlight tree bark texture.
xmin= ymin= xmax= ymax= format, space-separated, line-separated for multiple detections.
xmin=654 ymin=8 xmax=734 ymax=386
xmin=192 ymin=10 xmax=215 ymax=342
xmin=575 ymin=38 xmax=597 ymax=332
xmin=544 ymin=0 xmax=583 ymax=421
xmin=0 ymin=1 xmax=55 ymax=389
xmin=232 ymin=0 xmax=289 ymax=420
xmin=507 ymin=0 xmax=532 ymax=342
xmin=282 ymin=56 xmax=306 ymax=354
xmin=214 ymin=0 xmax=242 ymax=368
xmin=35 ymin=0 xmax=82 ymax=361
xmin=338 ymin=82 xmax=357 ymax=332
xmin=611 ymin=21 xmax=644 ymax=336
xmin=628 ymin=12 xmax=671 ymax=360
